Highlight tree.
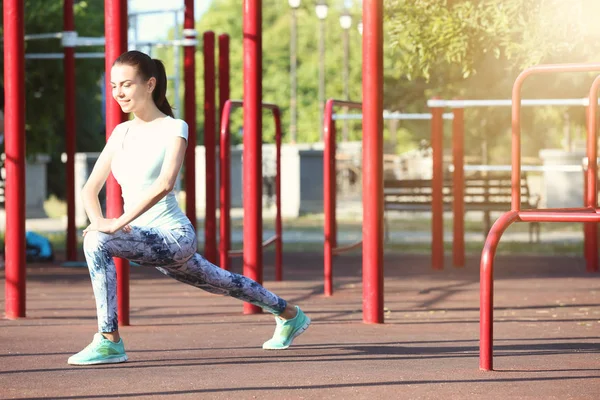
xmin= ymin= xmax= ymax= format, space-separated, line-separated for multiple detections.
xmin=0 ymin=0 xmax=106 ymax=198
xmin=385 ymin=0 xmax=600 ymax=161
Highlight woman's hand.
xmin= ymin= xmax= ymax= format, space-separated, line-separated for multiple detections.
xmin=82 ymin=218 xmax=132 ymax=237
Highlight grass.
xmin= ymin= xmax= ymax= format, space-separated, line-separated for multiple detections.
xmin=27 ymin=197 xmax=586 ymax=256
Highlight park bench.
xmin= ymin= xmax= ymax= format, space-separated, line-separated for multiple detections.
xmin=383 ymin=171 xmax=541 ymax=242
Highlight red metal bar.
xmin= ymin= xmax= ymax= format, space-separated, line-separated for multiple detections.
xmin=105 ymin=0 xmax=129 ymax=326
xmin=203 ymin=31 xmax=217 ymax=263
xmin=323 ymin=99 xmax=362 ymax=297
xmin=184 ymin=0 xmax=197 ymax=232
xmin=583 ymin=105 xmax=593 ymax=270
xmin=481 ymin=63 xmax=600 ymax=371
xmin=323 ymin=100 xmax=335 ymax=296
xmin=64 ymin=0 xmax=77 ymax=261
xmin=243 ymin=2 xmax=263 ymax=314
xmin=584 ymin=77 xmax=600 ymax=272
xmin=332 ymin=240 xmax=363 ymax=255
xmin=273 ymin=107 xmax=283 ymax=281
xmin=4 ymin=0 xmax=26 ymax=319
xmin=480 ymin=210 xmax=520 ymax=371
xmin=452 ymin=107 xmax=465 ymax=267
xmin=430 ymin=101 xmax=444 ymax=270
xmin=362 ymin=0 xmax=384 ymax=324
xmin=218 ymin=34 xmax=230 ymax=120
xmin=219 ymin=100 xmax=236 ymax=271
xmin=511 ymin=63 xmax=600 ymax=211
xmin=219 ymin=101 xmax=284 ymax=283
xmin=218 ymin=34 xmax=231 ymax=271
xmin=229 ymin=235 xmax=277 ymax=258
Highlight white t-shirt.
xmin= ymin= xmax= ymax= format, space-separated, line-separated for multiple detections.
xmin=110 ymin=116 xmax=191 ymax=229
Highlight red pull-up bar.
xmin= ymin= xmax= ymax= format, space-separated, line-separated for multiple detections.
xmin=323 ymin=99 xmax=363 ymax=297
xmin=219 ymin=100 xmax=284 ymax=294
xmin=480 ymin=63 xmax=600 ymax=372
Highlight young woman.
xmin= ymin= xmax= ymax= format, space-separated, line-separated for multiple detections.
xmin=68 ymin=51 xmax=310 ymax=365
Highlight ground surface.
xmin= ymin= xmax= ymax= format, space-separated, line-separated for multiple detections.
xmin=1 ymin=251 xmax=599 ymax=399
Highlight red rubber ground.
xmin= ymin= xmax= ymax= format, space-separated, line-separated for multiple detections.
xmin=1 ymin=251 xmax=599 ymax=399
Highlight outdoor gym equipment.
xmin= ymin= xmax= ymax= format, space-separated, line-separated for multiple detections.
xmin=428 ymin=96 xmax=600 ymax=271
xmin=219 ymin=100 xmax=283 ymax=289
xmin=4 ymin=0 xmax=386 ymax=326
xmin=478 ymin=63 xmax=600 ymax=371
xmin=324 ymin=100 xmax=454 ymax=296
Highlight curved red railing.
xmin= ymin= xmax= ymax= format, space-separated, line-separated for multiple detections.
xmin=480 ymin=64 xmax=600 ymax=372
xmin=219 ymin=100 xmax=283 ymax=281
xmin=323 ymin=99 xmax=363 ymax=296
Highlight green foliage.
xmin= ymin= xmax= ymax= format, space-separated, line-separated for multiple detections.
xmin=0 ymin=0 xmax=106 ymax=198
xmin=178 ymin=0 xmax=365 ymax=144
xmin=385 ymin=0 xmax=600 ymax=162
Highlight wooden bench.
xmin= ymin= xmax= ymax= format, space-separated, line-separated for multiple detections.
xmin=383 ymin=171 xmax=541 ymax=242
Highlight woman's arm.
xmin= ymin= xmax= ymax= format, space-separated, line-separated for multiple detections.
xmin=112 ymin=135 xmax=188 ymax=231
xmin=81 ymin=130 xmax=121 ymax=224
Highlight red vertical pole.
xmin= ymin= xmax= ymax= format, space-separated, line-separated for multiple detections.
xmin=218 ymin=35 xmax=231 ymax=270
xmin=430 ymin=101 xmax=444 ymax=270
xmin=64 ymin=0 xmax=77 ymax=262
xmin=105 ymin=0 xmax=129 ymax=326
xmin=584 ymin=105 xmax=594 ymax=270
xmin=273 ymin=108 xmax=283 ymax=281
xmin=203 ymin=31 xmax=217 ymax=263
xmin=323 ymin=100 xmax=335 ymax=296
xmin=219 ymin=101 xmax=232 ymax=271
xmin=218 ymin=35 xmax=230 ymax=124
xmin=184 ymin=0 xmax=197 ymax=232
xmin=586 ymin=79 xmax=600 ymax=272
xmin=4 ymin=0 xmax=26 ymax=319
xmin=243 ymin=0 xmax=263 ymax=314
xmin=362 ymin=0 xmax=384 ymax=324
xmin=452 ymin=107 xmax=465 ymax=267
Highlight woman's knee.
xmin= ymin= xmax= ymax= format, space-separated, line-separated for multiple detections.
xmin=83 ymin=230 xmax=110 ymax=255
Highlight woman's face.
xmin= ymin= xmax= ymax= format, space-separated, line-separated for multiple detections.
xmin=110 ymin=63 xmax=155 ymax=114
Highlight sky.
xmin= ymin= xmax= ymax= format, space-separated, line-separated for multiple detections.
xmin=128 ymin=0 xmax=213 ymax=41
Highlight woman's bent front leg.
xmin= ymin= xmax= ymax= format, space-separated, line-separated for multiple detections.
xmin=83 ymin=230 xmax=121 ymax=333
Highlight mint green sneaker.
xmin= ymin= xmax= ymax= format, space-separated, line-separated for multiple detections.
xmin=67 ymin=333 xmax=128 ymax=365
xmin=262 ymin=306 xmax=311 ymax=350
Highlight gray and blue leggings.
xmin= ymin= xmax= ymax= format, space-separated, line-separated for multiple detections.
xmin=83 ymin=224 xmax=287 ymax=332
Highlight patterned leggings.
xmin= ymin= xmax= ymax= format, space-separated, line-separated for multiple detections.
xmin=83 ymin=224 xmax=287 ymax=332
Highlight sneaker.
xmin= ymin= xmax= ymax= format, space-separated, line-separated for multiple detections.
xmin=67 ymin=333 xmax=128 ymax=365
xmin=262 ymin=306 xmax=311 ymax=350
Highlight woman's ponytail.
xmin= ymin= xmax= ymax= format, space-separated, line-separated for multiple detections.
xmin=151 ymin=59 xmax=174 ymax=118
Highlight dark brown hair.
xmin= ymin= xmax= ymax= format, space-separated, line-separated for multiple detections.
xmin=113 ymin=50 xmax=174 ymax=117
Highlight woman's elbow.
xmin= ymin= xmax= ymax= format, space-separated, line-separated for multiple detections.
xmin=162 ymin=179 xmax=176 ymax=193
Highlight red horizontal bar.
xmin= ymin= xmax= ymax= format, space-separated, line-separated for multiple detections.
xmin=332 ymin=240 xmax=363 ymax=255
xmin=261 ymin=235 xmax=278 ymax=248
xmin=227 ymin=235 xmax=280 ymax=258
xmin=518 ymin=209 xmax=600 ymax=223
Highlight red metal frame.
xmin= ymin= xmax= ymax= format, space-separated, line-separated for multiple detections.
xmin=430 ymin=100 xmax=444 ymax=270
xmin=218 ymin=33 xmax=230 ymax=272
xmin=323 ymin=99 xmax=362 ymax=297
xmin=219 ymin=100 xmax=283 ymax=284
xmin=242 ymin=0 xmax=263 ymax=315
xmin=184 ymin=0 xmax=197 ymax=233
xmin=4 ymin=0 xmax=26 ymax=319
xmin=105 ymin=0 xmax=130 ymax=326
xmin=218 ymin=34 xmax=230 ymax=141
xmin=480 ymin=64 xmax=600 ymax=372
xmin=64 ymin=0 xmax=77 ymax=262
xmin=452 ymin=106 xmax=465 ymax=267
xmin=203 ymin=31 xmax=217 ymax=263
xmin=362 ymin=0 xmax=385 ymax=324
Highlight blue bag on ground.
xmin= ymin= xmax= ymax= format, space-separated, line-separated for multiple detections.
xmin=26 ymin=231 xmax=54 ymax=262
